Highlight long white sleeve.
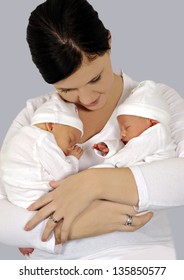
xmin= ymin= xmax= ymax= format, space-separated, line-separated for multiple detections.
xmin=0 ymin=93 xmax=58 ymax=249
xmin=0 ymin=199 xmax=56 ymax=252
xmin=130 ymin=158 xmax=184 ymax=211
xmin=130 ymin=84 xmax=184 ymax=211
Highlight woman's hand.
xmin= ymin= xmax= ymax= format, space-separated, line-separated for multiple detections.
xmin=24 ymin=167 xmax=146 ymax=243
xmin=25 ymin=171 xmax=99 ymax=243
xmin=54 ymin=200 xmax=153 ymax=243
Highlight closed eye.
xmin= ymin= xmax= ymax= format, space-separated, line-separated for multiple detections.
xmin=58 ymin=89 xmax=72 ymax=94
xmin=89 ymin=74 xmax=102 ymax=84
xmin=56 ymin=72 xmax=102 ymax=94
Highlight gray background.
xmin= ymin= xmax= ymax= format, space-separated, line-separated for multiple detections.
xmin=0 ymin=0 xmax=183 ymax=259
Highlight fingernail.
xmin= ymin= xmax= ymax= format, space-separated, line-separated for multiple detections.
xmin=41 ymin=237 xmax=47 ymax=242
xmin=24 ymin=225 xmax=30 ymax=231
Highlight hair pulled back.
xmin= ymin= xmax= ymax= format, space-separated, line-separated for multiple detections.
xmin=27 ymin=0 xmax=110 ymax=84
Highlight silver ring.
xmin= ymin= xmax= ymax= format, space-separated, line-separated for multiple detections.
xmin=49 ymin=215 xmax=59 ymax=224
xmin=124 ymin=214 xmax=133 ymax=226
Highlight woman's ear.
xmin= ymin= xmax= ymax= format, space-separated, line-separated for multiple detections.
xmin=108 ymin=31 xmax=112 ymax=48
xmin=46 ymin=122 xmax=54 ymax=132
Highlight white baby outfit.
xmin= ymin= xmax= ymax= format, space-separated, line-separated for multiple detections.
xmin=94 ymin=81 xmax=176 ymax=167
xmin=0 ymin=93 xmax=83 ymax=208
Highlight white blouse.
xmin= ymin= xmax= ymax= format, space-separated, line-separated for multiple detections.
xmin=0 ymin=73 xmax=184 ymax=259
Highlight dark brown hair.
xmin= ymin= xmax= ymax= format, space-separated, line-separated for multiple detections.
xmin=27 ymin=0 xmax=110 ymax=84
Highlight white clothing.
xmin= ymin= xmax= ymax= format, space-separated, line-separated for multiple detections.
xmin=94 ymin=123 xmax=176 ymax=168
xmin=31 ymin=92 xmax=83 ymax=134
xmin=0 ymin=126 xmax=79 ymax=208
xmin=0 ymin=73 xmax=184 ymax=259
xmin=117 ymin=80 xmax=171 ymax=125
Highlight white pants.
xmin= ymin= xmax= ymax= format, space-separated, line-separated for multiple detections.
xmin=79 ymin=244 xmax=176 ymax=260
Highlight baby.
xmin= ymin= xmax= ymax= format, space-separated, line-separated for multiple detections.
xmin=0 ymin=93 xmax=83 ymax=255
xmin=93 ymin=80 xmax=176 ymax=167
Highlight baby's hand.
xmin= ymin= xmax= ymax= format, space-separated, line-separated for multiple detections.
xmin=93 ymin=142 xmax=109 ymax=156
xmin=18 ymin=247 xmax=34 ymax=256
xmin=67 ymin=145 xmax=83 ymax=159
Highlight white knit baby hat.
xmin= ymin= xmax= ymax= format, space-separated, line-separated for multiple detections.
xmin=31 ymin=93 xmax=83 ymax=134
xmin=116 ymin=80 xmax=170 ymax=125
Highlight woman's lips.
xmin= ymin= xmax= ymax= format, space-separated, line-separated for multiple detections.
xmin=85 ymin=96 xmax=100 ymax=107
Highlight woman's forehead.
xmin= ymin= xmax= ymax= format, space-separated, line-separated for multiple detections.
xmin=54 ymin=53 xmax=108 ymax=89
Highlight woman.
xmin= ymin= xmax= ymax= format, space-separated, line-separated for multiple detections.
xmin=0 ymin=0 xmax=184 ymax=259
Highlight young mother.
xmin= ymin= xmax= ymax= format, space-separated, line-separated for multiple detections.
xmin=1 ymin=0 xmax=184 ymax=259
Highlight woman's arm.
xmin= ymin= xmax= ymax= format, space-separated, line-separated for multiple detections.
xmin=0 ymin=163 xmax=57 ymax=251
xmin=0 ymin=175 xmax=152 ymax=249
xmin=55 ymin=200 xmax=153 ymax=243
xmin=130 ymin=83 xmax=184 ymax=212
xmin=131 ymin=158 xmax=184 ymax=211
xmin=0 ymin=199 xmax=56 ymax=252
xmin=0 ymin=92 xmax=57 ymax=250
xmin=25 ymin=167 xmax=141 ymax=242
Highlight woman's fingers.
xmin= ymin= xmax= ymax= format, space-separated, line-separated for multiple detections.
xmin=59 ymin=215 xmax=75 ymax=243
xmin=25 ymin=200 xmax=56 ymax=231
xmin=24 ymin=175 xmax=93 ymax=241
xmin=41 ymin=214 xmax=62 ymax=241
xmin=49 ymin=180 xmax=62 ymax=189
xmin=119 ymin=211 xmax=153 ymax=232
xmin=27 ymin=192 xmax=53 ymax=211
xmin=118 ymin=204 xmax=137 ymax=215
xmin=54 ymin=219 xmax=63 ymax=244
xmin=41 ymin=211 xmax=74 ymax=242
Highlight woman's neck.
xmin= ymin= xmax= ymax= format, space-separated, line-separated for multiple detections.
xmin=112 ymin=73 xmax=124 ymax=106
xmin=78 ymin=73 xmax=124 ymax=143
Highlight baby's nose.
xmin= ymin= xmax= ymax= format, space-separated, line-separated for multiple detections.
xmin=121 ymin=129 xmax=126 ymax=137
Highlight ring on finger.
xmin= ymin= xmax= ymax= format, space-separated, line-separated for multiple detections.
xmin=124 ymin=214 xmax=133 ymax=226
xmin=49 ymin=214 xmax=59 ymax=224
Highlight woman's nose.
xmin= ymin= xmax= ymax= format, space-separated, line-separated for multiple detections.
xmin=78 ymin=87 xmax=98 ymax=105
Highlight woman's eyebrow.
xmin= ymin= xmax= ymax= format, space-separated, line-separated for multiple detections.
xmin=57 ymin=70 xmax=103 ymax=91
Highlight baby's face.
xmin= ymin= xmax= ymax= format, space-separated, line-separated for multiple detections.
xmin=117 ymin=115 xmax=152 ymax=144
xmin=52 ymin=124 xmax=82 ymax=155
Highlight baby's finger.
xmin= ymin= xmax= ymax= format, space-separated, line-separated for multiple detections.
xmin=79 ymin=149 xmax=83 ymax=155
xmin=102 ymin=147 xmax=109 ymax=152
xmin=93 ymin=144 xmax=98 ymax=149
